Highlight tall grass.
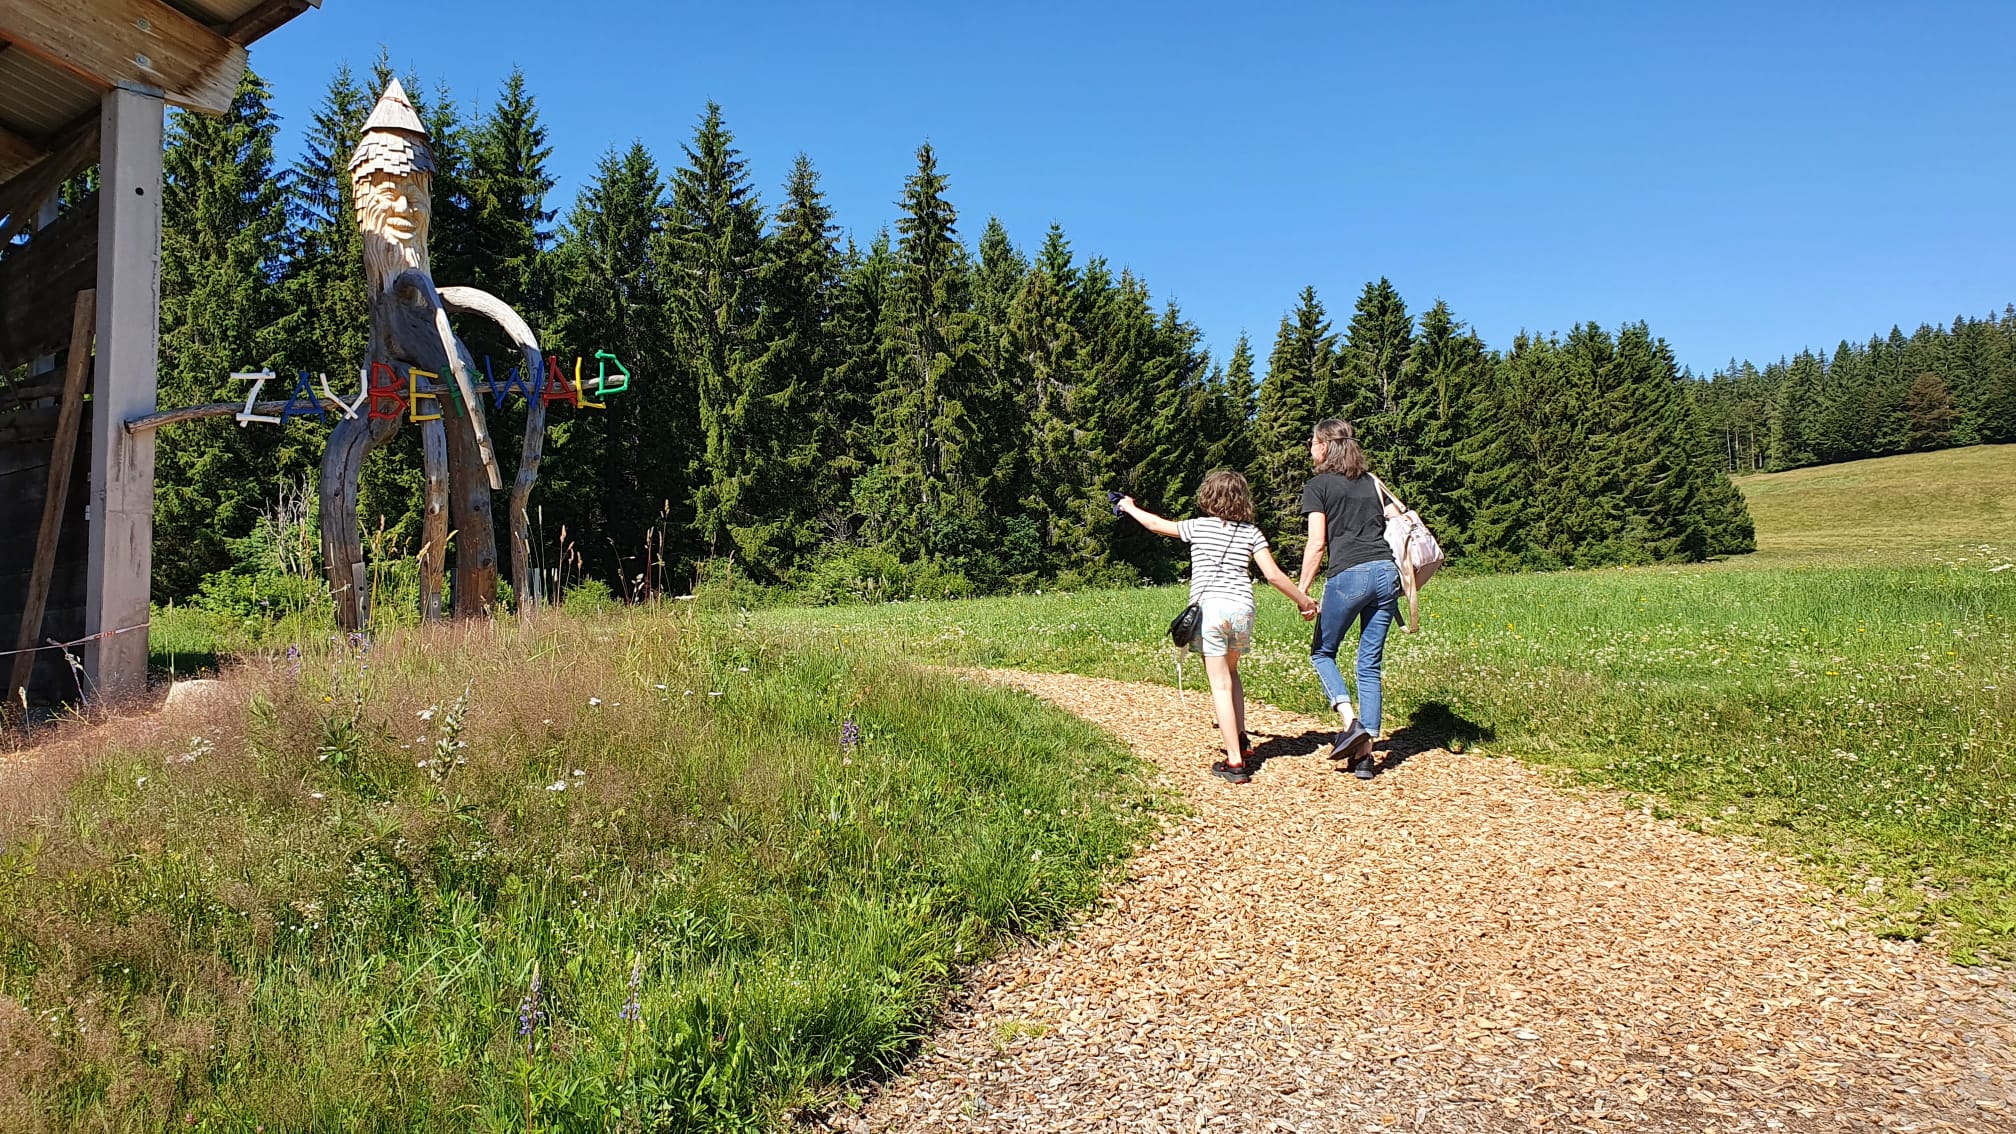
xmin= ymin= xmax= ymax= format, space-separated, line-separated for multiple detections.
xmin=765 ymin=555 xmax=2016 ymax=962
xmin=0 ymin=610 xmax=1165 ymax=1131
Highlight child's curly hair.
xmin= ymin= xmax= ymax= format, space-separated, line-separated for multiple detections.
xmin=1197 ymin=470 xmax=1255 ymax=524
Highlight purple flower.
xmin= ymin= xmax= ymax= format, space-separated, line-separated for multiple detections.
xmin=620 ymin=956 xmax=642 ymax=1023
xmin=285 ymin=644 xmax=301 ymax=680
xmin=841 ymin=718 xmax=860 ymax=755
xmin=517 ymin=965 xmax=545 ymax=1054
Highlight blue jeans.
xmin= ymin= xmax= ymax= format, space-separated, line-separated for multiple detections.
xmin=1310 ymin=560 xmax=1401 ymax=731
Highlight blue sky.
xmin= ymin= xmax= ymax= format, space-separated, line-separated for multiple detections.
xmin=246 ymin=1 xmax=2016 ymax=376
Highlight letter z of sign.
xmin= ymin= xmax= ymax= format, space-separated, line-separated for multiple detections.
xmin=232 ymin=371 xmax=282 ymax=426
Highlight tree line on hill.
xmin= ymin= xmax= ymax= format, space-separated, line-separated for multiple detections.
xmin=1693 ymin=312 xmax=2016 ymax=475
xmin=79 ymin=59 xmax=1754 ymax=606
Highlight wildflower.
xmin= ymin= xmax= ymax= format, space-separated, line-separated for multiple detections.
xmin=737 ymin=666 xmax=750 ymax=672
xmin=571 ymin=769 xmax=584 ymax=777
xmin=620 ymin=956 xmax=643 ymax=1022
xmin=310 ymin=792 xmax=325 ymax=800
xmin=417 ymin=706 xmax=437 ymax=721
xmin=286 ymin=644 xmax=301 ymax=680
xmin=517 ymin=965 xmax=545 ymax=1055
xmin=588 ymin=696 xmax=602 ymax=706
xmin=547 ymin=780 xmax=568 ymax=792
xmin=709 ymin=691 xmax=723 ymax=697
xmin=841 ymin=718 xmax=860 ymax=755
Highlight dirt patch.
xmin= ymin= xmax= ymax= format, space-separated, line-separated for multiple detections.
xmin=844 ymin=669 xmax=2016 ymax=1132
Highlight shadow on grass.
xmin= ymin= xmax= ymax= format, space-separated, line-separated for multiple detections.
xmin=1372 ymin=701 xmax=1495 ymax=776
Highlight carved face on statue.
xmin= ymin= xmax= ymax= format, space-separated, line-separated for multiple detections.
xmin=349 ymin=80 xmax=437 ymax=290
xmin=354 ymin=168 xmax=432 ymax=251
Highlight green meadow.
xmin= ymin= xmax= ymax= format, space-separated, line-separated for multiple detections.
xmin=2 ymin=446 xmax=2009 ymax=1132
xmin=765 ymin=445 xmax=2016 ymax=962
xmin=0 ymin=616 xmax=1167 ymax=1131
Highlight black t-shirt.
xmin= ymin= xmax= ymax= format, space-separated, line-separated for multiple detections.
xmin=1298 ymin=472 xmax=1393 ymax=577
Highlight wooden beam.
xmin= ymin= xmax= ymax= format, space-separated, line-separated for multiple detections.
xmin=0 ymin=0 xmax=246 ymax=115
xmin=0 ymin=121 xmax=45 ymax=173
xmin=220 ymin=0 xmax=321 ymax=46
xmin=0 ymin=190 xmax=97 ymax=373
xmin=84 ymin=87 xmax=160 ymax=703
xmin=0 ymin=115 xmax=98 ymax=247
xmin=8 ymin=290 xmax=93 ymax=704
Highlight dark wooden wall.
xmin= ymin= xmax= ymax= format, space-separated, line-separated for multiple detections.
xmin=1 ymin=393 xmax=91 ymax=702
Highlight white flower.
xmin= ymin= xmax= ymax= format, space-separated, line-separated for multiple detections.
xmin=588 ymin=696 xmax=603 ymax=706
xmin=417 ymin=707 xmax=436 ymax=721
xmin=737 ymin=666 xmax=750 ymax=672
xmin=310 ymin=791 xmax=324 ymax=800
xmin=709 ymin=691 xmax=723 ymax=697
xmin=653 ymin=683 xmax=668 ymax=690
xmin=546 ymin=780 xmax=568 ymax=792
xmin=571 ymin=769 xmax=584 ymax=777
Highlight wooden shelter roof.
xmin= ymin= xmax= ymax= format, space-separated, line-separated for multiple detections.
xmin=0 ymin=0 xmax=318 ymax=233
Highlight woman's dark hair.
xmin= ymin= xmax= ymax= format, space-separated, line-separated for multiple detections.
xmin=1197 ymin=469 xmax=1256 ymax=523
xmin=1312 ymin=418 xmax=1370 ymax=478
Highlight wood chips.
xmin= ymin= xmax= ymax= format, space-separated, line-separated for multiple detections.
xmin=832 ymin=670 xmax=2016 ymax=1133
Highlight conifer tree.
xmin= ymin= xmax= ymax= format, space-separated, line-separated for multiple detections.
xmin=1251 ymin=287 xmax=1333 ymax=551
xmin=154 ymin=69 xmax=304 ymax=597
xmin=829 ymin=232 xmax=897 ymax=544
xmin=1767 ymin=350 xmax=1822 ymax=469
xmin=755 ymin=153 xmax=844 ymax=564
xmin=1397 ymin=301 xmax=1486 ymax=552
xmin=1204 ymin=333 xmax=1258 ymax=482
xmin=465 ymin=68 xmax=556 ymax=314
xmin=872 ymin=143 xmax=987 ymax=570
xmin=1334 ymin=277 xmax=1412 ymax=446
xmin=1905 ymin=372 xmax=1960 ymax=450
xmin=547 ymin=142 xmax=681 ymax=588
xmin=1005 ymin=230 xmax=1097 ymax=575
xmin=664 ymin=103 xmax=770 ymax=568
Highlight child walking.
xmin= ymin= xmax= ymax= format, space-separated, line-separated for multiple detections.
xmin=1120 ymin=471 xmax=1317 ymax=784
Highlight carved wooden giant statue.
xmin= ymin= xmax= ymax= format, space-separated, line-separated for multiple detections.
xmin=323 ymin=80 xmax=552 ymax=627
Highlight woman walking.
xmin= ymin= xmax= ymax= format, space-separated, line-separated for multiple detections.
xmin=1120 ymin=471 xmax=1315 ymax=784
xmin=1297 ymin=419 xmax=1401 ymax=779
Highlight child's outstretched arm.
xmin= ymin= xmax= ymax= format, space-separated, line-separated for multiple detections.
xmin=1255 ymin=546 xmax=1318 ymax=617
xmin=1117 ymin=496 xmax=1181 ymax=539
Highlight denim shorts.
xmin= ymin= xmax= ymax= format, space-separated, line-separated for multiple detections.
xmin=1197 ymin=598 xmax=1256 ymax=657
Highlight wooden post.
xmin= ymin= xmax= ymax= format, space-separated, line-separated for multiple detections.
xmin=84 ymin=87 xmax=163 ymax=703
xmin=7 ymin=290 xmax=94 ymax=704
xmin=419 ymin=412 xmax=447 ymax=621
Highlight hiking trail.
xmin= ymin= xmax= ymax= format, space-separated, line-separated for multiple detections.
xmin=844 ymin=669 xmax=2016 ymax=1133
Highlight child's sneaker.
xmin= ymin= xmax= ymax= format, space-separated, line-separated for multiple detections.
xmin=1210 ymin=758 xmax=1253 ymax=784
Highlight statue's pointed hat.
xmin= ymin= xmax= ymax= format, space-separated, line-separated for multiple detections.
xmin=349 ymin=78 xmax=435 ymax=177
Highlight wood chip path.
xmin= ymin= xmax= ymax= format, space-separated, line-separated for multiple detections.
xmin=838 ymin=669 xmax=2016 ymax=1133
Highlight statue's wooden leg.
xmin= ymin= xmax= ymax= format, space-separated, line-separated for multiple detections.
xmin=444 ymin=408 xmax=499 ymax=617
xmin=419 ymin=412 xmax=448 ymax=621
xmin=435 ymin=286 xmax=545 ymax=619
xmin=319 ymin=366 xmax=403 ymax=632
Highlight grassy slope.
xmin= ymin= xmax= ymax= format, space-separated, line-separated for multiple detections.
xmin=1734 ymin=443 xmax=2016 ymax=566
xmin=766 ymin=446 xmax=2016 ymax=962
xmin=0 ymin=615 xmax=1167 ymax=1132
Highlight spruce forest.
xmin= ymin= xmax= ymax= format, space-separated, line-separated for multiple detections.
xmin=136 ymin=61 xmax=1766 ymax=609
xmin=1696 ymin=318 xmax=2016 ymax=474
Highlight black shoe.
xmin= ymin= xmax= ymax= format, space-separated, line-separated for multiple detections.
xmin=1330 ymin=724 xmax=1370 ymax=761
xmin=1211 ymin=758 xmax=1253 ymax=784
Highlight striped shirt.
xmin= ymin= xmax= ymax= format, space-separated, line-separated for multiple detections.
xmin=1177 ymin=517 xmax=1268 ymax=608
